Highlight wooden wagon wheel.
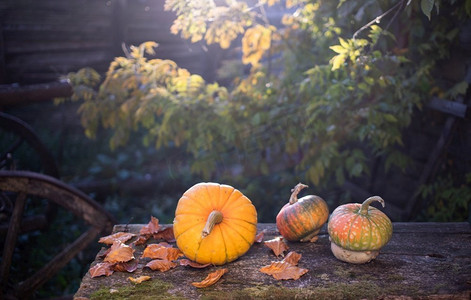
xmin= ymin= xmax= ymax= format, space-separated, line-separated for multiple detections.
xmin=0 ymin=170 xmax=116 ymax=299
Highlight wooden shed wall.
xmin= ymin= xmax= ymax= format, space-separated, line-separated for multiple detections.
xmin=0 ymin=0 xmax=219 ymax=85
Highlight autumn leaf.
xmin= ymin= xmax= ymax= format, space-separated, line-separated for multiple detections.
xmin=191 ymin=269 xmax=228 ymax=288
xmin=104 ymin=241 xmax=135 ymax=263
xmin=142 ymin=244 xmax=183 ymax=261
xmin=112 ymin=259 xmax=139 ymax=273
xmin=282 ymin=251 xmax=302 ymax=266
xmin=89 ymin=262 xmax=114 ymax=278
xmin=254 ymin=229 xmax=266 ymax=243
xmin=128 ymin=275 xmax=151 ymax=284
xmin=140 ymin=216 xmax=161 ymax=235
xmin=242 ymin=24 xmax=273 ymax=66
xmin=133 ymin=235 xmax=150 ymax=246
xmin=264 ymin=237 xmax=289 ymax=257
xmin=179 ymin=259 xmax=211 ymax=269
xmin=153 ymin=225 xmax=176 ymax=242
xmin=146 ymin=259 xmax=177 ymax=272
xmin=99 ymin=232 xmax=136 ymax=245
xmin=260 ymin=261 xmax=308 ymax=280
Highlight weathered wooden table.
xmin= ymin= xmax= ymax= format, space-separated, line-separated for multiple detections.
xmin=74 ymin=222 xmax=471 ymax=299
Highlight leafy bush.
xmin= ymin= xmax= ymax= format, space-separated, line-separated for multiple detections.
xmin=61 ymin=0 xmax=470 ymax=221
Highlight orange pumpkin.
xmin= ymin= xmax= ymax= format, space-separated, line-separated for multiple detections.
xmin=328 ymin=196 xmax=393 ymax=264
xmin=276 ymin=183 xmax=329 ymax=242
xmin=173 ymin=182 xmax=257 ymax=265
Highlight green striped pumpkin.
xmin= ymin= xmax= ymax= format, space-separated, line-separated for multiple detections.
xmin=276 ymin=183 xmax=329 ymax=242
xmin=328 ymin=196 xmax=393 ymax=252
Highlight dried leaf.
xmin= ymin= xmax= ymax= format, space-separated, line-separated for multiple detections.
xmin=98 ymin=247 xmax=111 ymax=259
xmin=146 ymin=259 xmax=177 ymax=272
xmin=179 ymin=259 xmax=211 ymax=269
xmin=89 ymin=262 xmax=114 ymax=278
xmin=128 ymin=275 xmax=151 ymax=284
xmin=191 ymin=269 xmax=228 ymax=288
xmin=140 ymin=216 xmax=160 ymax=235
xmin=254 ymin=230 xmax=266 ymax=243
xmin=264 ymin=237 xmax=289 ymax=257
xmin=260 ymin=261 xmax=308 ymax=280
xmin=153 ymin=226 xmax=175 ymax=243
xmin=282 ymin=251 xmax=302 ymax=266
xmin=133 ymin=235 xmax=150 ymax=246
xmin=142 ymin=244 xmax=183 ymax=261
xmin=98 ymin=232 xmax=136 ymax=245
xmin=104 ymin=241 xmax=135 ymax=263
xmin=112 ymin=259 xmax=139 ymax=273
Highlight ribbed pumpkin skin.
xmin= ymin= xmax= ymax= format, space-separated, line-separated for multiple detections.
xmin=173 ymin=182 xmax=257 ymax=265
xmin=328 ymin=203 xmax=392 ymax=251
xmin=276 ymin=195 xmax=329 ymax=242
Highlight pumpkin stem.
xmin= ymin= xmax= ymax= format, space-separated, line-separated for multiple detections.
xmin=289 ymin=183 xmax=309 ymax=205
xmin=202 ymin=210 xmax=223 ymax=238
xmin=359 ymin=196 xmax=385 ymax=215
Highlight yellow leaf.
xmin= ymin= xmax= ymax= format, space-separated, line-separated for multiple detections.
xmin=330 ymin=45 xmax=348 ymax=54
xmin=128 ymin=275 xmax=151 ymax=284
xmin=330 ymin=54 xmax=346 ymax=71
xmin=242 ymin=25 xmax=272 ymax=66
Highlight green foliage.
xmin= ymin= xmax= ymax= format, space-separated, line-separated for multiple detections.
xmin=63 ymin=0 xmax=470 ymax=217
xmin=419 ymin=173 xmax=471 ymax=221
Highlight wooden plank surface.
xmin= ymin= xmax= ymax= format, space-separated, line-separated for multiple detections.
xmin=74 ymin=223 xmax=471 ymax=299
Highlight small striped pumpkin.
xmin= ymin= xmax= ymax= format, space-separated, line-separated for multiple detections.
xmin=328 ymin=196 xmax=392 ymax=263
xmin=276 ymin=183 xmax=329 ymax=242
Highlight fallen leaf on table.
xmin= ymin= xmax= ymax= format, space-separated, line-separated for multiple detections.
xmin=104 ymin=241 xmax=135 ymax=263
xmin=179 ymin=259 xmax=211 ymax=269
xmin=260 ymin=261 xmax=308 ymax=280
xmin=140 ymin=216 xmax=161 ymax=235
xmin=98 ymin=232 xmax=136 ymax=245
xmin=191 ymin=269 xmax=228 ymax=288
xmin=142 ymin=244 xmax=183 ymax=261
xmin=128 ymin=275 xmax=151 ymax=284
xmin=133 ymin=235 xmax=150 ymax=246
xmin=89 ymin=262 xmax=114 ymax=278
xmin=282 ymin=251 xmax=302 ymax=265
xmin=153 ymin=225 xmax=175 ymax=243
xmin=264 ymin=237 xmax=289 ymax=257
xmin=112 ymin=259 xmax=139 ymax=273
xmin=146 ymin=259 xmax=177 ymax=272
xmin=254 ymin=229 xmax=266 ymax=243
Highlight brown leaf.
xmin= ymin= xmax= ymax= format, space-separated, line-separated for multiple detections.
xmin=254 ymin=229 xmax=266 ymax=243
xmin=104 ymin=241 xmax=135 ymax=263
xmin=191 ymin=269 xmax=228 ymax=288
xmin=260 ymin=261 xmax=308 ymax=280
xmin=89 ymin=262 xmax=114 ymax=278
xmin=128 ymin=275 xmax=151 ymax=284
xmin=282 ymin=251 xmax=302 ymax=266
xmin=142 ymin=244 xmax=183 ymax=261
xmin=133 ymin=235 xmax=150 ymax=246
xmin=179 ymin=259 xmax=211 ymax=269
xmin=140 ymin=216 xmax=160 ymax=235
xmin=146 ymin=259 xmax=177 ymax=272
xmin=264 ymin=237 xmax=289 ymax=257
xmin=98 ymin=232 xmax=136 ymax=245
xmin=153 ymin=226 xmax=175 ymax=243
xmin=112 ymin=259 xmax=139 ymax=273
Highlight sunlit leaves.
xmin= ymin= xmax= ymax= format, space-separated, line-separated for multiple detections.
xmin=242 ymin=25 xmax=274 ymax=66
